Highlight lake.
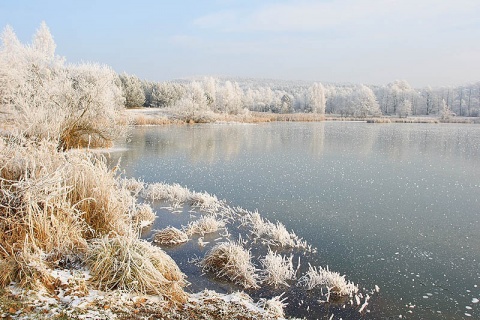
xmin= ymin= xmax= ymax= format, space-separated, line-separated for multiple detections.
xmin=110 ymin=122 xmax=480 ymax=319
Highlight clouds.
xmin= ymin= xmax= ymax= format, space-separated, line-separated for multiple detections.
xmin=181 ymin=0 xmax=480 ymax=86
xmin=194 ymin=0 xmax=480 ymax=34
xmin=2 ymin=0 xmax=478 ymax=86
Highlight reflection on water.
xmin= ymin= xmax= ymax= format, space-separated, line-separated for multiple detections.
xmin=110 ymin=122 xmax=480 ymax=319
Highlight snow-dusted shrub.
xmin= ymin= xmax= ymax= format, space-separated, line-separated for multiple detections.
xmin=186 ymin=215 xmax=225 ymax=236
xmin=0 ymin=23 xmax=125 ymax=149
xmin=201 ymin=241 xmax=258 ymax=289
xmin=86 ymin=235 xmax=186 ymax=301
xmin=260 ymin=249 xmax=297 ymax=287
xmin=298 ymin=264 xmax=358 ymax=297
xmin=153 ymin=227 xmax=189 ymax=245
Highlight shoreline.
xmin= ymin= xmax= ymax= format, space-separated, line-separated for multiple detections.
xmin=125 ymin=108 xmax=480 ymax=125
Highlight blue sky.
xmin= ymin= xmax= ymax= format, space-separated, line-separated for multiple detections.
xmin=1 ymin=0 xmax=479 ymax=87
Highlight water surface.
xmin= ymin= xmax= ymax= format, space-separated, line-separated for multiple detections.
xmin=111 ymin=122 xmax=480 ymax=319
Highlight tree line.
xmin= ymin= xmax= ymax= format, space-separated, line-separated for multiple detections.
xmin=2 ymin=21 xmax=478 ymax=142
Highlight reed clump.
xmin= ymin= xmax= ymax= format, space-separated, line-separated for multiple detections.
xmin=298 ymin=264 xmax=358 ymax=297
xmin=186 ymin=215 xmax=225 ymax=236
xmin=86 ymin=235 xmax=187 ymax=301
xmin=260 ymin=249 xmax=297 ymax=287
xmin=0 ymin=136 xmax=188 ymax=303
xmin=243 ymin=211 xmax=308 ymax=249
xmin=132 ymin=203 xmax=156 ymax=228
xmin=153 ymin=227 xmax=189 ymax=245
xmin=201 ymin=241 xmax=258 ymax=289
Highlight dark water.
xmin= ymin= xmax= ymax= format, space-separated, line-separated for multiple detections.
xmin=110 ymin=122 xmax=480 ymax=319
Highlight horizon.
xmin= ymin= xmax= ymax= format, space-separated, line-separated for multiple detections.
xmin=1 ymin=0 xmax=479 ymax=88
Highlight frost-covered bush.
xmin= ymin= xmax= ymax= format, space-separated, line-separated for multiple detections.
xmin=0 ymin=22 xmax=125 ymax=149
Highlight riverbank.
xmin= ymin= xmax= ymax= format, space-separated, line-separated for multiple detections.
xmin=125 ymin=108 xmax=480 ymax=125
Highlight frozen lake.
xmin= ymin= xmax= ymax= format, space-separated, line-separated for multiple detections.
xmin=111 ymin=122 xmax=480 ymax=319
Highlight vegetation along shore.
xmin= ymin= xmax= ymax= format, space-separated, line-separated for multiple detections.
xmin=1 ymin=22 xmax=478 ymax=319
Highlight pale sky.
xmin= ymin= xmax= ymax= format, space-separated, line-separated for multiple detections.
xmin=1 ymin=0 xmax=479 ymax=87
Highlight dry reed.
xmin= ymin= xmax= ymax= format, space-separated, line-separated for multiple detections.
xmin=243 ymin=211 xmax=309 ymax=249
xmin=201 ymin=240 xmax=258 ymax=289
xmin=260 ymin=249 xmax=297 ymax=287
xmin=186 ymin=215 xmax=225 ymax=236
xmin=132 ymin=203 xmax=156 ymax=227
xmin=298 ymin=264 xmax=358 ymax=297
xmin=153 ymin=227 xmax=189 ymax=245
xmin=86 ymin=234 xmax=187 ymax=302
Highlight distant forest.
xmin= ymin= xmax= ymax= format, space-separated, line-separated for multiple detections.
xmin=121 ymin=74 xmax=480 ymax=118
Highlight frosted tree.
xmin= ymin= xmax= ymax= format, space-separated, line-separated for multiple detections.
xmin=280 ymin=94 xmax=293 ymax=113
xmin=172 ymin=81 xmax=214 ymax=121
xmin=307 ymin=82 xmax=326 ymax=114
xmin=242 ymin=88 xmax=255 ymax=109
xmin=353 ymin=85 xmax=381 ymax=117
xmin=146 ymin=81 xmax=185 ymax=108
xmin=439 ymin=99 xmax=455 ymax=120
xmin=386 ymin=80 xmax=413 ymax=115
xmin=120 ymin=73 xmax=145 ymax=108
xmin=216 ymin=80 xmax=243 ymax=114
xmin=0 ymin=23 xmax=125 ymax=148
xmin=32 ymin=21 xmax=56 ymax=61
xmin=397 ymin=99 xmax=412 ymax=118
xmin=202 ymin=76 xmax=217 ymax=108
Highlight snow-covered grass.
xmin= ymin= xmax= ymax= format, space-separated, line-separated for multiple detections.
xmin=132 ymin=203 xmax=156 ymax=228
xmin=153 ymin=227 xmax=189 ymax=245
xmin=298 ymin=264 xmax=358 ymax=297
xmin=242 ymin=211 xmax=312 ymax=250
xmin=86 ymin=234 xmax=186 ymax=301
xmin=185 ymin=215 xmax=225 ymax=236
xmin=142 ymin=182 xmax=224 ymax=214
xmin=260 ymin=249 xmax=297 ymax=287
xmin=121 ymin=177 xmax=145 ymax=196
xmin=201 ymin=240 xmax=259 ymax=289
xmin=143 ymin=183 xmax=192 ymax=208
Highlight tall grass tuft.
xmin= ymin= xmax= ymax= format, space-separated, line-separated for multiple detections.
xmin=86 ymin=234 xmax=187 ymax=301
xmin=201 ymin=240 xmax=258 ymax=289
xmin=0 ymin=240 xmax=57 ymax=291
xmin=132 ymin=203 xmax=156 ymax=228
xmin=153 ymin=227 xmax=189 ymax=245
xmin=260 ymin=249 xmax=297 ymax=287
xmin=298 ymin=264 xmax=358 ymax=297
xmin=186 ymin=215 xmax=225 ymax=236
xmin=243 ymin=211 xmax=308 ymax=249
xmin=143 ymin=182 xmax=224 ymax=214
xmin=65 ymin=152 xmax=133 ymax=237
